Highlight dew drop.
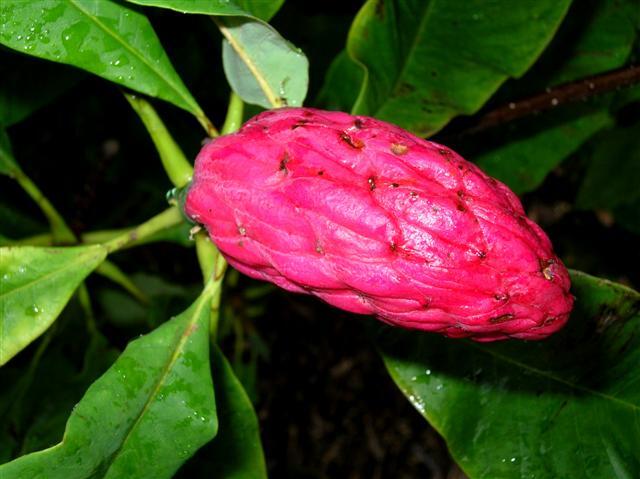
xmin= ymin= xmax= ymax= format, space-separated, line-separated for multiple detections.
xmin=425 ymin=369 xmax=431 ymax=375
xmin=18 ymin=266 xmax=26 ymax=273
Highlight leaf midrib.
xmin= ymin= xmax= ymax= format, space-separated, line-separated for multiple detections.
xmin=469 ymin=342 xmax=639 ymax=411
xmin=217 ymin=17 xmax=281 ymax=108
xmin=98 ymin=290 xmax=213 ymax=476
xmin=0 ymin=247 xmax=105 ymax=301
xmin=67 ymin=0 xmax=198 ymax=113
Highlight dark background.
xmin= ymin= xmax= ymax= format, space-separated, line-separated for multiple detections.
xmin=1 ymin=1 xmax=638 ymax=478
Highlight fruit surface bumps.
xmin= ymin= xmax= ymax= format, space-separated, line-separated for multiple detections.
xmin=185 ymin=108 xmax=574 ymax=341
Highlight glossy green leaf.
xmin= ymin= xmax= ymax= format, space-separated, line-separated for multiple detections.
xmin=0 ymin=287 xmax=217 ymax=478
xmin=0 ymin=301 xmax=118 ymax=460
xmin=476 ymin=0 xmax=638 ymax=193
xmin=0 ymin=0 xmax=204 ymax=118
xmin=208 ymin=345 xmax=266 ymax=478
xmin=577 ymin=121 xmax=640 ymax=210
xmin=548 ymin=0 xmax=638 ymax=85
xmin=377 ymin=270 xmax=640 ymax=478
xmin=219 ymin=16 xmax=309 ymax=109
xmin=235 ymin=0 xmax=284 ymax=21
xmin=126 ymin=0 xmax=284 ymax=21
xmin=126 ymin=0 xmax=307 ymax=108
xmin=0 ymin=52 xmax=81 ymax=127
xmin=0 ymin=245 xmax=106 ymax=365
xmin=97 ymin=272 xmax=200 ymax=329
xmin=315 ymin=49 xmax=364 ymax=112
xmin=476 ymin=108 xmax=614 ymax=194
xmin=0 ymin=128 xmax=20 ymax=176
xmin=339 ymin=0 xmax=571 ymax=136
xmin=125 ymin=0 xmax=246 ymax=16
xmin=177 ymin=345 xmax=267 ymax=479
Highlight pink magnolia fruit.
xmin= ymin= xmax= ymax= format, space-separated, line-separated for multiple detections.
xmin=185 ymin=108 xmax=573 ymax=341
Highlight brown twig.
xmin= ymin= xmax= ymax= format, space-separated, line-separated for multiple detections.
xmin=458 ymin=65 xmax=640 ymax=137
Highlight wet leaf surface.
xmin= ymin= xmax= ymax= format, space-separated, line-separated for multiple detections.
xmin=378 ymin=270 xmax=640 ymax=478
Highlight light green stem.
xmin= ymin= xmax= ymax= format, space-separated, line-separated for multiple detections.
xmin=195 ymin=232 xmax=227 ymax=340
xmin=13 ymin=170 xmax=75 ymax=243
xmin=102 ymin=207 xmax=183 ymax=254
xmin=221 ymin=92 xmax=244 ymax=135
xmin=125 ymin=93 xmax=194 ymax=188
xmin=197 ymin=112 xmax=220 ymax=138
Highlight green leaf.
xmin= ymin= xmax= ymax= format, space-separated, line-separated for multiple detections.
xmin=125 ymin=0 xmax=246 ymax=16
xmin=476 ymin=108 xmax=614 ymax=195
xmin=0 ymin=287 xmax=218 ymax=478
xmin=126 ymin=0 xmax=284 ymax=21
xmin=377 ymin=270 xmax=640 ymax=479
xmin=97 ymin=272 xmax=200 ymax=329
xmin=0 ymin=52 xmax=81 ymax=127
xmin=218 ymin=16 xmax=309 ymax=109
xmin=94 ymin=260 xmax=150 ymax=305
xmin=125 ymin=0 xmax=304 ymax=109
xmin=341 ymin=0 xmax=571 ymax=136
xmin=0 ymin=128 xmax=20 ymax=176
xmin=475 ymin=0 xmax=639 ymax=193
xmin=0 ymin=302 xmax=118 ymax=459
xmin=548 ymin=0 xmax=638 ymax=84
xmin=235 ymin=0 xmax=284 ymax=21
xmin=577 ymin=121 xmax=640 ymax=210
xmin=177 ymin=345 xmax=267 ymax=479
xmin=0 ymin=245 xmax=106 ymax=366
xmin=315 ymin=49 xmax=364 ymax=112
xmin=0 ymin=0 xmax=204 ymax=119
xmin=0 ymin=202 xmax=46 ymax=240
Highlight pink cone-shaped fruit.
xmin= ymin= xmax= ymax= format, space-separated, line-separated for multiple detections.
xmin=185 ymin=108 xmax=573 ymax=341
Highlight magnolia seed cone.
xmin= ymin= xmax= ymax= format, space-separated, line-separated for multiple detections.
xmin=185 ymin=108 xmax=574 ymax=341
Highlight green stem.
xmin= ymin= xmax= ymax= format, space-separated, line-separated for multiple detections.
xmin=197 ymin=112 xmax=220 ymax=138
xmin=102 ymin=207 xmax=183 ymax=254
xmin=13 ymin=170 xmax=75 ymax=243
xmin=221 ymin=92 xmax=244 ymax=135
xmin=82 ymin=228 xmax=129 ymax=244
xmin=195 ymin=232 xmax=227 ymax=340
xmin=125 ymin=93 xmax=194 ymax=188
